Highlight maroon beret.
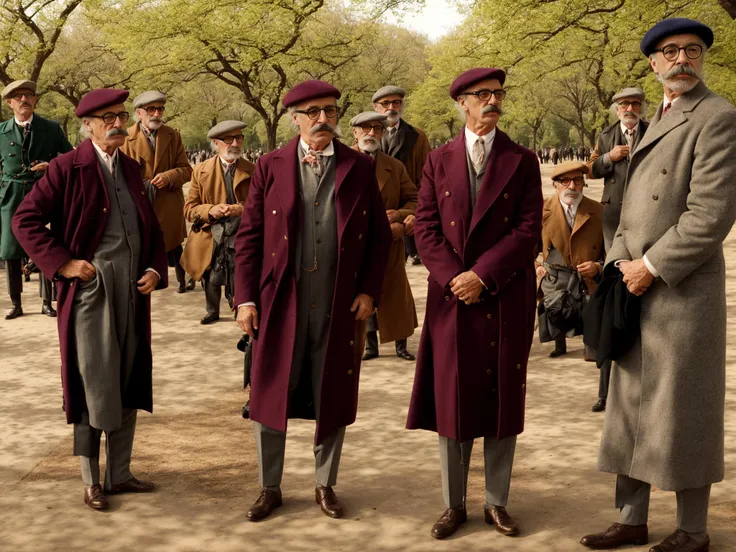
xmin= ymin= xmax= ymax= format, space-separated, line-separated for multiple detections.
xmin=283 ymin=80 xmax=341 ymax=108
xmin=449 ymin=68 xmax=506 ymax=100
xmin=75 ymin=88 xmax=130 ymax=117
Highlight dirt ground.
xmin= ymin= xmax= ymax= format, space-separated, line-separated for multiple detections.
xmin=0 ymin=164 xmax=734 ymax=552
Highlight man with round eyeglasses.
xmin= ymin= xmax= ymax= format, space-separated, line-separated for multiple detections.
xmin=0 ymin=79 xmax=72 ymax=319
xmin=121 ymin=91 xmax=193 ymax=294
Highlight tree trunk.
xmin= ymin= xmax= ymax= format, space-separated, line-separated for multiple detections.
xmin=446 ymin=119 xmax=456 ymax=138
xmin=264 ymin=120 xmax=279 ymax=152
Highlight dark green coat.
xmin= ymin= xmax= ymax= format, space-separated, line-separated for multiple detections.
xmin=0 ymin=115 xmax=72 ymax=259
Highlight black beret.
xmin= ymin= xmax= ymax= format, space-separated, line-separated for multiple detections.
xmin=640 ymin=18 xmax=714 ymax=56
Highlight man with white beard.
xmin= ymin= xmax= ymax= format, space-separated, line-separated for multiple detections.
xmin=181 ymin=120 xmax=254 ymax=324
xmin=350 ymin=112 xmax=419 ymax=362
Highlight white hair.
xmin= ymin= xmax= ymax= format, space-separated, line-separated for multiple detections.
xmin=609 ymin=100 xmax=649 ymax=119
xmin=79 ymin=118 xmax=92 ymax=139
xmin=454 ymin=102 xmax=466 ymax=122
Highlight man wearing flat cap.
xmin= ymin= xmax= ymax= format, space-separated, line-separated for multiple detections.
xmin=235 ymin=80 xmax=391 ymax=521
xmin=373 ymin=85 xmax=431 ymax=266
xmin=0 ymin=79 xmax=73 ymax=319
xmin=407 ymin=67 xmax=542 ymax=540
xmin=13 ymin=88 xmax=168 ymax=510
xmin=181 ymin=120 xmax=254 ymax=324
xmin=581 ymin=18 xmax=736 ymax=552
xmin=121 ymin=91 xmax=193 ymax=294
xmin=350 ymin=111 xmax=419 ymax=362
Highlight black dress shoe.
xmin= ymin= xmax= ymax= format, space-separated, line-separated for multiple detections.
xmin=200 ymin=313 xmax=220 ymax=325
xmin=411 ymin=255 xmax=422 ymax=266
xmin=42 ymin=303 xmax=57 ymax=317
xmin=315 ymin=486 xmax=344 ymax=518
xmin=247 ymin=488 xmax=282 ymax=521
xmin=548 ymin=348 xmax=567 ymax=358
xmin=107 ymin=477 xmax=155 ymax=494
xmin=581 ymin=522 xmax=648 ymax=549
xmin=186 ymin=278 xmax=196 ymax=291
xmin=177 ymin=284 xmax=186 ymax=294
xmin=649 ymin=530 xmax=709 ymax=552
xmin=396 ymin=350 xmax=416 ymax=361
xmin=5 ymin=305 xmax=23 ymax=320
xmin=362 ymin=351 xmax=379 ymax=361
xmin=431 ymin=507 xmax=467 ymax=539
xmin=592 ymin=399 xmax=606 ymax=412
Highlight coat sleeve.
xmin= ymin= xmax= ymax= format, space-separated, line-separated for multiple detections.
xmin=11 ymin=159 xmax=72 ymax=279
xmin=414 ymin=152 xmax=466 ymax=289
xmin=162 ymin=131 xmax=193 ymax=189
xmin=183 ymin=167 xmax=213 ymax=223
xmin=589 ymin=135 xmax=614 ymax=179
xmin=413 ymin=130 xmax=432 ymax=187
xmin=234 ymin=157 xmax=267 ymax=306
xmin=643 ymin=109 xmax=736 ymax=287
xmin=471 ymin=151 xmax=543 ymax=293
xmin=396 ymin=163 xmax=418 ymax=221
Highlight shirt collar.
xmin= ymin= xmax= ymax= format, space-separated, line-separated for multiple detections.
xmin=15 ymin=115 xmax=33 ymax=128
xmin=464 ymin=126 xmax=495 ymax=157
xmin=620 ymin=121 xmax=639 ymax=135
xmin=300 ymin=138 xmax=335 ymax=157
xmin=559 ymin=194 xmax=583 ymax=214
xmin=387 ymin=119 xmax=400 ymax=133
xmin=663 ymin=94 xmax=681 ymax=108
xmin=91 ymin=141 xmax=119 ymax=162
xmin=219 ymin=156 xmax=237 ymax=171
xmin=140 ymin=122 xmax=157 ymax=137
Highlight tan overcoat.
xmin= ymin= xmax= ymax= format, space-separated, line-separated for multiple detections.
xmin=120 ymin=123 xmax=192 ymax=251
xmin=181 ymin=156 xmax=254 ymax=281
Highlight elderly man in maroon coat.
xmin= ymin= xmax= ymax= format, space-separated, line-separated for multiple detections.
xmin=234 ymin=80 xmax=391 ymax=521
xmin=12 ymin=89 xmax=168 ymax=510
xmin=406 ymin=68 xmax=543 ymax=539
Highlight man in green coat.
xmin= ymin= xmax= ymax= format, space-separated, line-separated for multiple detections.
xmin=0 ymin=79 xmax=73 ymax=319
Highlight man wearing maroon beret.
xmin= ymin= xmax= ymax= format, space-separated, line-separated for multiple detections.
xmin=406 ymin=68 xmax=543 ymax=539
xmin=12 ymin=88 xmax=168 ymax=510
xmin=234 ymin=80 xmax=391 ymax=521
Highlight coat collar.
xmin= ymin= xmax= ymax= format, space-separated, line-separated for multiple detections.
xmin=351 ymin=145 xmax=392 ymax=191
xmin=199 ymin=153 xmax=254 ymax=192
xmin=543 ymin=195 xmax=598 ymax=264
xmin=126 ymin=123 xmax=174 ymax=172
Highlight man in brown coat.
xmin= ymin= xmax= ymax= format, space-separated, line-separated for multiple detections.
xmin=350 ymin=112 xmax=419 ymax=361
xmin=121 ymin=91 xmax=192 ymax=293
xmin=373 ymin=85 xmax=431 ymax=266
xmin=181 ymin=120 xmax=254 ymax=324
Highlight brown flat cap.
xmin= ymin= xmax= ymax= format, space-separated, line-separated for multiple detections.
xmin=551 ymin=161 xmax=590 ymax=181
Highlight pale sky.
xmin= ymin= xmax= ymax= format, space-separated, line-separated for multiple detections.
xmin=383 ymin=0 xmax=466 ymax=41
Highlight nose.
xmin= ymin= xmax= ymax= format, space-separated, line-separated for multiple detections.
xmin=675 ymin=48 xmax=689 ymax=65
xmin=317 ymin=109 xmax=329 ymax=124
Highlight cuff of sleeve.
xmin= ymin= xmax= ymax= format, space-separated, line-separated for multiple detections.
xmin=602 ymin=153 xmax=613 ymax=170
xmin=238 ymin=302 xmax=256 ymax=309
xmin=642 ymin=254 xmax=660 ymax=278
xmin=145 ymin=268 xmax=160 ymax=278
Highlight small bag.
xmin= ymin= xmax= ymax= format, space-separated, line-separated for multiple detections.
xmin=237 ymin=334 xmax=253 ymax=419
xmin=538 ymin=263 xmax=588 ymax=342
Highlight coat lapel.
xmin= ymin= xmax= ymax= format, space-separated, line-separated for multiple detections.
xmin=543 ymin=198 xmax=572 ymax=265
xmin=441 ymin=132 xmax=472 ymax=234
xmin=128 ymin=124 xmax=154 ymax=167
xmin=273 ymin=137 xmax=299 ymax=237
xmin=153 ymin=126 xmax=172 ymax=173
xmin=375 ymin=151 xmax=391 ymax=191
xmin=233 ymin=157 xmax=253 ymax=195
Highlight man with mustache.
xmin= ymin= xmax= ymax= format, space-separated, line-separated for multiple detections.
xmin=580 ymin=19 xmax=736 ymax=552
xmin=0 ymin=79 xmax=73 ymax=319
xmin=350 ymin=111 xmax=418 ymax=362
xmin=181 ymin=121 xmax=254 ymax=324
xmin=373 ymin=85 xmax=431 ymax=266
xmin=13 ymin=88 xmax=168 ymax=510
xmin=407 ymin=68 xmax=542 ymax=540
xmin=121 ymin=91 xmax=193 ymax=294
xmin=586 ymin=87 xmax=649 ymax=413
xmin=235 ymin=80 xmax=391 ymax=521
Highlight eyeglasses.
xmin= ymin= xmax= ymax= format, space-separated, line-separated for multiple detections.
xmin=88 ymin=111 xmax=130 ymax=124
xmin=553 ymin=176 xmax=587 ymax=188
xmin=463 ymin=89 xmax=507 ymax=101
xmin=618 ymin=101 xmax=642 ymax=109
xmin=143 ymin=106 xmax=165 ymax=115
xmin=378 ymin=99 xmax=402 ymax=109
xmin=217 ymin=134 xmax=245 ymax=145
xmin=358 ymin=123 xmax=384 ymax=134
xmin=656 ymin=43 xmax=703 ymax=62
xmin=10 ymin=92 xmax=36 ymax=101
xmin=294 ymin=106 xmax=339 ymax=120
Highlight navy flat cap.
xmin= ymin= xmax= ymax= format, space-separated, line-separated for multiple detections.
xmin=640 ymin=18 xmax=714 ymax=56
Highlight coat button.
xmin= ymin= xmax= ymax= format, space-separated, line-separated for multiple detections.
xmin=445 ymin=191 xmax=451 ymax=197
xmin=103 ymin=208 xmax=108 ymax=213
xmin=652 ymin=195 xmax=658 ymax=201
xmin=486 ymin=314 xmax=492 ymax=319
xmin=363 ymin=210 xmax=367 ymax=215
xmin=522 ymin=383 xmax=526 ymax=388
xmin=661 ymin=169 xmax=667 ymax=175
xmin=491 ymin=341 xmax=497 ymax=347
xmin=444 ymin=295 xmax=449 ymax=301
xmin=348 ymin=369 xmax=354 ymax=375
xmin=516 ymin=363 xmax=521 ymax=369
xmin=349 ymin=340 xmax=354 ymax=346
xmin=487 ymin=369 xmax=492 ymax=375
xmin=284 ymin=235 xmax=288 ymax=240
xmin=314 ymin=201 xmax=319 ymax=206
xmin=141 ymin=190 xmax=145 ymax=195
xmin=272 ymin=210 xmax=277 ymax=215
xmin=504 ymin=217 xmax=509 ymax=222
xmin=450 ymin=221 xmax=456 ymax=227
xmin=503 ymin=193 xmax=509 ymax=199
xmin=453 ymin=248 xmax=457 ymax=253
xmin=358 ymin=234 xmax=363 ymax=239
xmin=271 ymin=252 xmax=276 ymax=257
xmin=311 ymin=303 xmax=317 ymax=309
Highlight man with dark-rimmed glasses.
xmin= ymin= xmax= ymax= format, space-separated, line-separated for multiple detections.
xmin=0 ymin=79 xmax=72 ymax=319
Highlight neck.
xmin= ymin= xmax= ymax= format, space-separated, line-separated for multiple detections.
xmin=15 ymin=113 xmax=32 ymax=123
xmin=623 ymin=121 xmax=638 ymax=130
xmin=92 ymin=139 xmax=118 ymax=156
xmin=388 ymin=120 xmax=399 ymax=129
xmin=467 ymin=120 xmax=495 ymax=136
xmin=302 ymin=135 xmax=331 ymax=151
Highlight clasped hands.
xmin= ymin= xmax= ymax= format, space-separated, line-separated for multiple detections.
xmin=450 ymin=270 xmax=484 ymax=305
xmin=618 ymin=259 xmax=654 ymax=296
xmin=209 ymin=203 xmax=243 ymax=219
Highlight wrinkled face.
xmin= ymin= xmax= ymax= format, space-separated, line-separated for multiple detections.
xmin=6 ymin=88 xmax=37 ymax=119
xmin=291 ymin=97 xmax=339 ymax=145
xmin=373 ymin=94 xmax=404 ymax=125
xmin=650 ymin=33 xmax=706 ymax=94
xmin=615 ymin=97 xmax=642 ymax=126
xmin=84 ymin=103 xmax=129 ymax=148
xmin=352 ymin=121 xmax=385 ymax=153
xmin=553 ymin=170 xmax=586 ymax=205
xmin=457 ymin=78 xmax=505 ymax=128
xmin=213 ymin=132 xmax=245 ymax=162
xmin=137 ymin=102 xmax=166 ymax=130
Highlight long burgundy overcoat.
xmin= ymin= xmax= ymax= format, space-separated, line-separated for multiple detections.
xmin=234 ymin=137 xmax=392 ymax=444
xmin=12 ymin=139 xmax=168 ymax=424
xmin=406 ymin=130 xmax=542 ymax=442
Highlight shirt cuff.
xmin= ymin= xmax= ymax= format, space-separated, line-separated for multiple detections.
xmin=145 ymin=268 xmax=160 ymax=278
xmin=642 ymin=255 xmax=660 ymax=278
xmin=238 ymin=302 xmax=256 ymax=309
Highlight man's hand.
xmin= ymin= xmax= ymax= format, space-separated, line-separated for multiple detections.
xmin=223 ymin=204 xmax=244 ymax=218
xmin=386 ymin=209 xmax=401 ymax=224
xmin=390 ymin=222 xmax=405 ymax=240
xmin=450 ymin=270 xmax=484 ymax=303
xmin=619 ymin=259 xmax=655 ymax=296
xmin=209 ymin=204 xmax=228 ymax=219
xmin=30 ymin=161 xmax=49 ymax=172
xmin=609 ymin=145 xmax=630 ymax=163
xmin=536 ymin=265 xmax=548 ymax=279
xmin=350 ymin=293 xmax=374 ymax=321
xmin=58 ymin=259 xmax=96 ymax=281
xmin=403 ymin=214 xmax=416 ymax=236
xmin=576 ymin=261 xmax=599 ymax=279
xmin=237 ymin=305 xmax=259 ymax=338
xmin=151 ymin=173 xmax=169 ymax=189
xmin=137 ymin=270 xmax=160 ymax=295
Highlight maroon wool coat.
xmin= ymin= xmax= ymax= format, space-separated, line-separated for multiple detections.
xmin=234 ymin=137 xmax=392 ymax=444
xmin=406 ymin=130 xmax=542 ymax=442
xmin=12 ymin=139 xmax=168 ymax=425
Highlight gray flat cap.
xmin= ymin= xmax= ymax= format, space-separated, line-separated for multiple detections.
xmin=133 ymin=90 xmax=166 ymax=108
xmin=208 ymin=120 xmax=247 ymax=139
xmin=2 ymin=79 xmax=37 ymax=99
xmin=612 ymin=87 xmax=645 ymax=102
xmin=350 ymin=112 xmax=388 ymax=127
xmin=372 ymin=85 xmax=406 ymax=103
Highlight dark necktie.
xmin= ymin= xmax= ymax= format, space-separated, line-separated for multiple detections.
xmin=662 ymin=102 xmax=672 ymax=117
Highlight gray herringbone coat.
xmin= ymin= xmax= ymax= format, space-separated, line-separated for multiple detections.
xmin=601 ymin=81 xmax=736 ymax=491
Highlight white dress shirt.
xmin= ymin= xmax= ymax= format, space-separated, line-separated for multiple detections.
xmin=15 ymin=114 xmax=33 ymax=129
xmin=559 ymin=195 xmax=583 ymax=229
xmin=464 ymin=126 xmax=495 ymax=161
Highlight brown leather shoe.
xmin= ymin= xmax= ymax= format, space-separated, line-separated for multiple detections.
xmin=107 ymin=477 xmax=155 ymax=495
xmin=431 ymin=507 xmax=467 ymax=539
xmin=84 ymin=484 xmax=109 ymax=510
xmin=246 ymin=488 xmax=282 ymax=521
xmin=315 ymin=485 xmax=344 ymax=518
xmin=580 ymin=522 xmax=648 ymax=549
xmin=649 ymin=530 xmax=710 ymax=552
xmin=485 ymin=506 xmax=519 ymax=536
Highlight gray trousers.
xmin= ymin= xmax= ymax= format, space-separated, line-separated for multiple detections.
xmin=439 ymin=434 xmax=517 ymax=510
xmin=74 ymin=408 xmax=137 ymax=490
xmin=203 ymin=271 xmax=222 ymax=314
xmin=616 ymin=474 xmax=711 ymax=540
xmin=4 ymin=259 xmax=52 ymax=303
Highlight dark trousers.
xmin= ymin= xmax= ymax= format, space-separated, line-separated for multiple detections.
xmin=167 ymin=245 xmax=186 ymax=286
xmin=202 ymin=270 xmax=224 ymax=315
xmin=403 ymin=234 xmax=418 ymax=258
xmin=365 ymin=314 xmax=408 ymax=354
xmin=598 ymin=358 xmax=611 ymax=400
xmin=5 ymin=259 xmax=52 ymax=305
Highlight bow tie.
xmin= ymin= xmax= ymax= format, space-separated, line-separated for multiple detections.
xmin=302 ymin=149 xmax=325 ymax=177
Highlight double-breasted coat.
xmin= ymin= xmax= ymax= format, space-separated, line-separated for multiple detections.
xmin=234 ymin=137 xmax=392 ymax=444
xmin=601 ymin=81 xmax=736 ymax=491
xmin=120 ymin=123 xmax=192 ymax=252
xmin=11 ymin=139 xmax=168 ymax=425
xmin=181 ymin=156 xmax=254 ymax=281
xmin=385 ymin=120 xmax=432 ymax=187
xmin=406 ymin=129 xmax=543 ymax=442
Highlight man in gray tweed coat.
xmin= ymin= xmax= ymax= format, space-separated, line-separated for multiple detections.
xmin=580 ymin=18 xmax=736 ymax=552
